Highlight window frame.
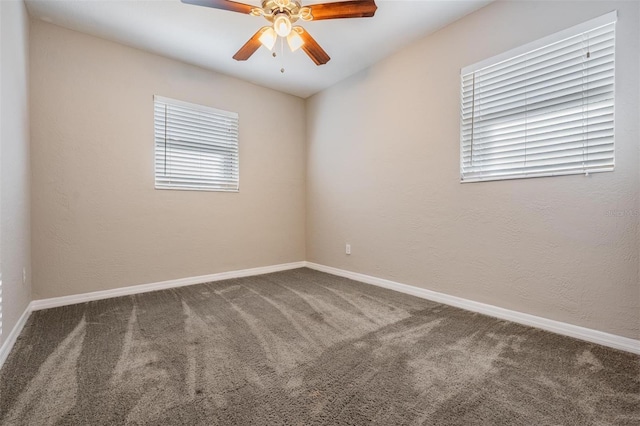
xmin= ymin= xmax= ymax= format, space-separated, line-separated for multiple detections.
xmin=154 ymin=95 xmax=240 ymax=192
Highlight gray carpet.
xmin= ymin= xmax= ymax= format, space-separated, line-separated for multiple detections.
xmin=1 ymin=268 xmax=638 ymax=425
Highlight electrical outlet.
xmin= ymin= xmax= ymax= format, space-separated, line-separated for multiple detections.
xmin=23 ymin=267 xmax=26 ymax=285
xmin=345 ymin=244 xmax=351 ymax=255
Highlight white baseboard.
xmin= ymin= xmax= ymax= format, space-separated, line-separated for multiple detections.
xmin=0 ymin=302 xmax=33 ymax=369
xmin=1 ymin=261 xmax=306 ymax=370
xmin=3 ymin=260 xmax=637 ymax=369
xmin=305 ymin=262 xmax=640 ymax=355
xmin=30 ymin=261 xmax=306 ymax=311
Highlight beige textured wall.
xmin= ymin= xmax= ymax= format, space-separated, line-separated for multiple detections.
xmin=30 ymin=20 xmax=306 ymax=299
xmin=306 ymin=1 xmax=640 ymax=339
xmin=0 ymin=0 xmax=32 ymax=346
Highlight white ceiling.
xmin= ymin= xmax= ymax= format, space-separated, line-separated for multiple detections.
xmin=25 ymin=0 xmax=492 ymax=98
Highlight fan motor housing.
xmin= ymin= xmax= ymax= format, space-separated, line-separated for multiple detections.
xmin=261 ymin=0 xmax=303 ymax=23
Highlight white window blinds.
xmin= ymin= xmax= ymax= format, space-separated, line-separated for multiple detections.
xmin=154 ymin=96 xmax=239 ymax=191
xmin=460 ymin=12 xmax=616 ymax=182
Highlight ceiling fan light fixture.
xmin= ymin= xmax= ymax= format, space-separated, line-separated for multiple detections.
xmin=287 ymin=30 xmax=304 ymax=52
xmin=273 ymin=14 xmax=292 ymax=37
xmin=258 ymin=27 xmax=277 ymax=50
xmin=181 ymin=0 xmax=379 ymax=66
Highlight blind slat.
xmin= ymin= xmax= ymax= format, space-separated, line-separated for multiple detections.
xmin=464 ymin=122 xmax=614 ymax=151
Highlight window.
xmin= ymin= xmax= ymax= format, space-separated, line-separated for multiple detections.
xmin=460 ymin=12 xmax=616 ymax=182
xmin=154 ymin=96 xmax=239 ymax=191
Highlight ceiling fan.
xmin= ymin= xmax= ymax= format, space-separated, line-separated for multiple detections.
xmin=181 ymin=0 xmax=378 ymax=65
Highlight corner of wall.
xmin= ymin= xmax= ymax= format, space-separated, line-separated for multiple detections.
xmin=0 ymin=0 xmax=33 ymax=348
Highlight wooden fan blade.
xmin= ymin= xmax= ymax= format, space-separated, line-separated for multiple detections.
xmin=181 ymin=0 xmax=255 ymax=14
xmin=307 ymin=0 xmax=377 ymax=20
xmin=296 ymin=27 xmax=331 ymax=65
xmin=233 ymin=27 xmax=269 ymax=61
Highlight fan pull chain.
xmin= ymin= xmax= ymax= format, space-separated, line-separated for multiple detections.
xmin=280 ymin=37 xmax=285 ymax=73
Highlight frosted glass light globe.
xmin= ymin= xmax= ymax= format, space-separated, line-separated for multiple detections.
xmin=274 ymin=15 xmax=292 ymax=37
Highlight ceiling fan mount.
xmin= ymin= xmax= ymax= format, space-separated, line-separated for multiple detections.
xmin=181 ymin=0 xmax=378 ymax=66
